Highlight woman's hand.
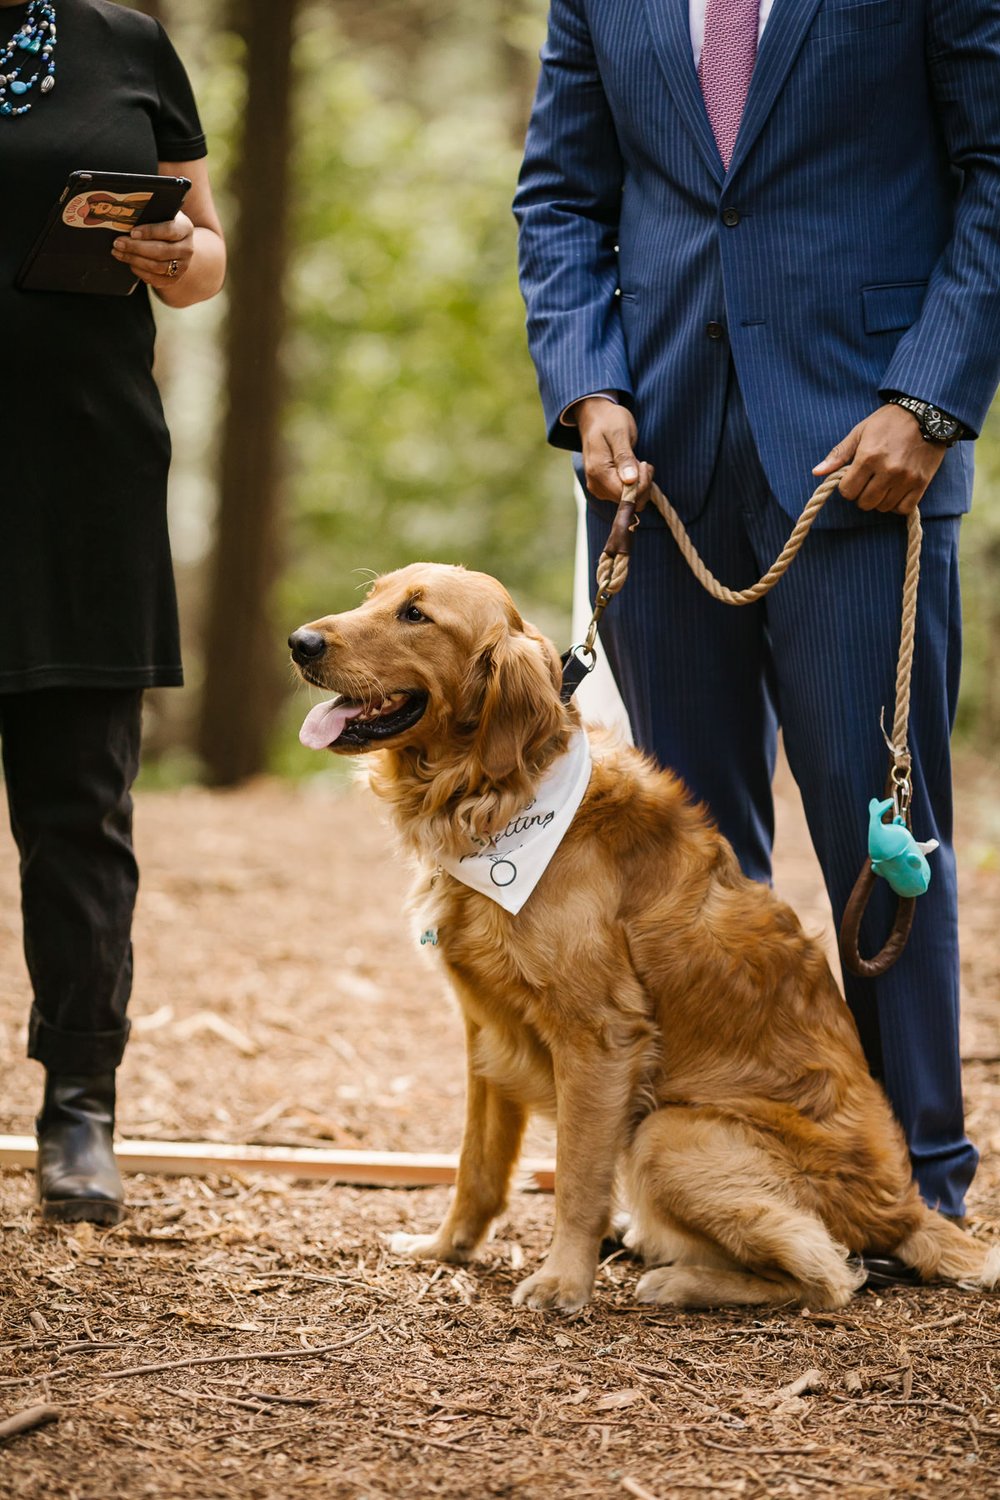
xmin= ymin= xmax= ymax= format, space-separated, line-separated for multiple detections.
xmin=112 ymin=211 xmax=195 ymax=291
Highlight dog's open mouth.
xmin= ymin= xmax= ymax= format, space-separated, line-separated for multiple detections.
xmin=299 ymin=691 xmax=428 ymax=750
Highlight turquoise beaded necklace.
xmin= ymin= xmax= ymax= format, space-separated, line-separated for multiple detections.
xmin=0 ymin=1 xmax=57 ymax=117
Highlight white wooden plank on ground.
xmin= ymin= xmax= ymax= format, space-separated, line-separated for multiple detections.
xmin=0 ymin=1136 xmax=555 ymax=1190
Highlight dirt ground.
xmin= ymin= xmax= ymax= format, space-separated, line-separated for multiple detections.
xmin=1 ymin=753 xmax=999 ymax=1499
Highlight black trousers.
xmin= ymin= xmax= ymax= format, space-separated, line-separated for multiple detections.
xmin=0 ymin=688 xmax=142 ymax=1074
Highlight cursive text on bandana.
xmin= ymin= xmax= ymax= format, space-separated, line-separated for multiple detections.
xmin=436 ymin=729 xmax=592 ymax=914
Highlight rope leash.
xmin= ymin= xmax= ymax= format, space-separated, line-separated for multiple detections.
xmin=569 ymin=468 xmax=923 ymax=979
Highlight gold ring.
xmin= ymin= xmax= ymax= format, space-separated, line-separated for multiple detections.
xmin=166 ymin=259 xmax=180 ymax=279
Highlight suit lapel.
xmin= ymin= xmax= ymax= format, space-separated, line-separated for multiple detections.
xmin=638 ymin=0 xmax=826 ymax=187
xmin=640 ymin=0 xmax=725 ymax=185
xmin=726 ymin=0 xmax=825 ymax=180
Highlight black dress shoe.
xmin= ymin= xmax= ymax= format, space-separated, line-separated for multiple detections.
xmin=36 ymin=1072 xmax=125 ymax=1226
xmin=854 ymin=1213 xmax=968 ymax=1289
xmin=856 ymin=1254 xmax=923 ymax=1289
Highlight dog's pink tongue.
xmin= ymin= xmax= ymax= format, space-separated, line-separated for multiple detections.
xmin=299 ymin=700 xmax=364 ymax=750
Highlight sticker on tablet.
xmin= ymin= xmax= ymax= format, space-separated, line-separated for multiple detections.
xmin=63 ymin=190 xmax=154 ymax=231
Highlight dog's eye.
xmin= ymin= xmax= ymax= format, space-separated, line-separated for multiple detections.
xmin=401 ymin=603 xmax=429 ymax=624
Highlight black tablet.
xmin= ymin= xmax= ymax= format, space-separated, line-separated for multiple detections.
xmin=16 ymin=169 xmax=192 ymax=295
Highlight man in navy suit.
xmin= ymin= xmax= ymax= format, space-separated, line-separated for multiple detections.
xmin=515 ymin=1 xmax=1000 ymax=1232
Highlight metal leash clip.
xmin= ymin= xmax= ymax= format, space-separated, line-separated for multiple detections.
xmin=559 ymin=640 xmax=597 ymax=703
xmin=560 ymin=496 xmax=641 ymax=703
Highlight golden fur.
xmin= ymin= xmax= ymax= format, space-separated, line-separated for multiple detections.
xmin=294 ymin=563 xmax=999 ymax=1311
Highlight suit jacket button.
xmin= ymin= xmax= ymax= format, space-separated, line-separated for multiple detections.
xmin=706 ymin=321 xmax=725 ymax=340
xmin=722 ymin=207 xmax=741 ymax=227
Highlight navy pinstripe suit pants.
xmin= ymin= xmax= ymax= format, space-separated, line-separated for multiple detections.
xmin=587 ymin=378 xmax=978 ymax=1219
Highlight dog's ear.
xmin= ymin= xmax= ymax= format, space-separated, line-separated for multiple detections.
xmin=468 ymin=624 xmax=565 ymax=784
xmin=521 ymin=617 xmax=565 ymax=692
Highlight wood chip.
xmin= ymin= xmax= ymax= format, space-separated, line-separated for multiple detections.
xmin=776 ymin=1368 xmax=826 ymax=1399
xmin=0 ymin=1406 xmax=60 ymax=1443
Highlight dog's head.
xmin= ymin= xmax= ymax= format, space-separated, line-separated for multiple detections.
xmin=290 ymin=564 xmax=573 ymax=843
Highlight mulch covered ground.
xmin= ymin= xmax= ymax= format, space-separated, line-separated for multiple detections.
xmin=1 ymin=755 xmax=999 ymax=1499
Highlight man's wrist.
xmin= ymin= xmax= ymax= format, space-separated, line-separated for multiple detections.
xmin=884 ymin=393 xmax=968 ymax=446
xmin=560 ymin=391 xmax=620 ymax=427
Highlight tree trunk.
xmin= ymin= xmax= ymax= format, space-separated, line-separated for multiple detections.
xmin=495 ymin=0 xmax=541 ymax=144
xmin=197 ymin=0 xmax=299 ymax=785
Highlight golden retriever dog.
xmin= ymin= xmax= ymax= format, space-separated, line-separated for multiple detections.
xmin=289 ymin=563 xmax=999 ymax=1312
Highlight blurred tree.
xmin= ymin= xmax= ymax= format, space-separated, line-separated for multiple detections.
xmin=121 ymin=0 xmax=167 ymax=21
xmin=197 ymin=0 xmax=300 ymax=785
xmin=280 ymin=5 xmax=569 ymax=624
xmin=496 ymin=0 xmax=547 ymax=140
xmin=957 ymin=411 xmax=1000 ymax=750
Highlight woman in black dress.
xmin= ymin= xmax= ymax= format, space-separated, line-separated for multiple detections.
xmin=0 ymin=0 xmax=226 ymax=1222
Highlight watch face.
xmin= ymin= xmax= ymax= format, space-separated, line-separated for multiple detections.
xmin=924 ymin=407 xmax=960 ymax=442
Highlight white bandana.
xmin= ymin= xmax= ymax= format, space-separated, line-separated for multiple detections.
xmin=436 ymin=729 xmax=593 ymax=914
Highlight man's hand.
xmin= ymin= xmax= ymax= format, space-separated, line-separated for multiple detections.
xmin=574 ymin=398 xmax=655 ymax=505
xmin=812 ymin=403 xmax=947 ymax=515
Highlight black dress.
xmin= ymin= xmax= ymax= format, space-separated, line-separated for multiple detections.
xmin=0 ymin=0 xmax=206 ymax=693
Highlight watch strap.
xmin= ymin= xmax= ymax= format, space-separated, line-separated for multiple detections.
xmin=885 ymin=393 xmax=965 ymax=445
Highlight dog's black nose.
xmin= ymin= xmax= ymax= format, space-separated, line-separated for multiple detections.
xmin=288 ymin=628 xmax=327 ymax=663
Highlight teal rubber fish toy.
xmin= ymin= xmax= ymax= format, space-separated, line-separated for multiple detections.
xmin=867 ymin=797 xmax=938 ymax=898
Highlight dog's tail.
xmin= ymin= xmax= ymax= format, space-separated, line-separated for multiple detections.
xmin=894 ymin=1206 xmax=1000 ymax=1288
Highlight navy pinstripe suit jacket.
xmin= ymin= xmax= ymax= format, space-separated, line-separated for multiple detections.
xmin=514 ymin=0 xmax=1000 ymax=523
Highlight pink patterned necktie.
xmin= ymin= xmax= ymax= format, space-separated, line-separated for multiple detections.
xmin=698 ymin=0 xmax=759 ymax=170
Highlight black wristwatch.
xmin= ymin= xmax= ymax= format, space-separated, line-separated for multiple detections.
xmin=885 ymin=393 xmax=966 ymax=446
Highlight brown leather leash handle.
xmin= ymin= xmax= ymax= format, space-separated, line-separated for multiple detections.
xmin=604 ymin=488 xmax=642 ymax=561
xmin=839 ymin=862 xmax=916 ymax=980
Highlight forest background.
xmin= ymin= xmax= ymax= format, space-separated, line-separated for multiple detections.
xmin=133 ymin=0 xmax=1000 ymax=787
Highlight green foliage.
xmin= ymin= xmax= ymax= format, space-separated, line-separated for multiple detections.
xmin=281 ymin=4 xmax=572 ymax=651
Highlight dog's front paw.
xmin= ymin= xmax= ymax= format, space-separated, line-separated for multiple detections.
xmin=389 ymin=1230 xmax=475 ymax=1264
xmin=635 ymin=1266 xmax=691 ymax=1304
xmin=511 ymin=1266 xmax=593 ymax=1312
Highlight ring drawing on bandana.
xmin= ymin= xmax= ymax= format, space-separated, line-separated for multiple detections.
xmin=489 ymin=859 xmax=518 ymax=888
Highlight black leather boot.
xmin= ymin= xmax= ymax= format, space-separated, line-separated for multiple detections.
xmin=36 ymin=1073 xmax=125 ymax=1225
